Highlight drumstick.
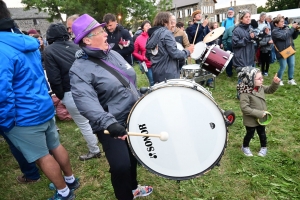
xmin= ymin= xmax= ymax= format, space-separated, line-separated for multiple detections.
xmin=192 ymin=23 xmax=200 ymax=45
xmin=104 ymin=130 xmax=169 ymax=141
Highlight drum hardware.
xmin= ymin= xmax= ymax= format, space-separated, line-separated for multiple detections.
xmin=104 ymin=130 xmax=169 ymax=141
xmin=222 ymin=56 xmax=228 ymax=60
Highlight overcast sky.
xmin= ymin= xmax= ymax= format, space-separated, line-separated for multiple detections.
xmin=4 ymin=0 xmax=268 ymax=9
xmin=215 ymin=0 xmax=267 ymax=9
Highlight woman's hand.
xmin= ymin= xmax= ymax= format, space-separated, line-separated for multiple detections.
xmin=186 ymin=44 xmax=194 ymax=54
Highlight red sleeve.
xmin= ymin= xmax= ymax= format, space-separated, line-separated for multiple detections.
xmin=132 ymin=37 xmax=144 ymax=61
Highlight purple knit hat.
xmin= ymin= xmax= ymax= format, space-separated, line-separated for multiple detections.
xmin=72 ymin=14 xmax=106 ymax=44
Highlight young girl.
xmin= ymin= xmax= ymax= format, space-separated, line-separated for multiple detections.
xmin=237 ymin=67 xmax=280 ymax=157
xmin=259 ymin=26 xmax=273 ymax=76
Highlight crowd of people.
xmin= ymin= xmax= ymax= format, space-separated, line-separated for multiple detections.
xmin=0 ymin=0 xmax=299 ymax=198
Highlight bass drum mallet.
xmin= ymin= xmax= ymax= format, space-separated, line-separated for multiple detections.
xmin=104 ymin=130 xmax=169 ymax=141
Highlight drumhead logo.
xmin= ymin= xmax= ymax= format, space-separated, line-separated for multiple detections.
xmin=139 ymin=124 xmax=157 ymax=159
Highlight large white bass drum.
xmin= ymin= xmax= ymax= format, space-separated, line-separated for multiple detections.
xmin=126 ymin=79 xmax=228 ymax=180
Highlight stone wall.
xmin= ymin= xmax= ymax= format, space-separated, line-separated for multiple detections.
xmin=9 ymin=8 xmax=61 ymax=37
xmin=14 ymin=18 xmax=60 ymax=37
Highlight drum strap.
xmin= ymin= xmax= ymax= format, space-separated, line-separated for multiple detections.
xmin=88 ymin=57 xmax=130 ymax=88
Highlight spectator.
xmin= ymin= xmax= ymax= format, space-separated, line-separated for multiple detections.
xmin=103 ymin=13 xmax=134 ymax=65
xmin=272 ymin=17 xmax=298 ymax=86
xmin=0 ymin=1 xmax=79 ymax=199
xmin=132 ymin=20 xmax=154 ymax=86
xmin=44 ymin=23 xmax=102 ymax=161
xmin=146 ymin=12 xmax=194 ymax=83
xmin=66 ymin=14 xmax=79 ymax=40
xmin=221 ymin=7 xmax=235 ymax=29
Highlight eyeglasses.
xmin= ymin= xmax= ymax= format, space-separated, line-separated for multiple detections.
xmin=255 ymin=77 xmax=264 ymax=81
xmin=87 ymin=29 xmax=107 ymax=38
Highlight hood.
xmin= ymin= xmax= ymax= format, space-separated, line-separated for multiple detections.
xmin=147 ymin=26 xmax=163 ymax=38
xmin=238 ymin=67 xmax=260 ymax=88
xmin=146 ymin=26 xmax=166 ymax=49
xmin=237 ymin=67 xmax=260 ymax=95
xmin=75 ymin=46 xmax=111 ymax=60
xmin=0 ymin=31 xmax=39 ymax=53
xmin=239 ymin=23 xmax=251 ymax=30
xmin=46 ymin=23 xmax=69 ymax=44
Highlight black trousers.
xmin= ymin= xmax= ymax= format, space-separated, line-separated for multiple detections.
xmin=243 ymin=126 xmax=267 ymax=148
xmin=260 ymin=51 xmax=271 ymax=73
xmin=96 ymin=131 xmax=138 ymax=200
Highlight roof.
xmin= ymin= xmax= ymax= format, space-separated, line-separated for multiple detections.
xmin=172 ymin=0 xmax=217 ymax=9
xmin=9 ymin=8 xmax=51 ymax=19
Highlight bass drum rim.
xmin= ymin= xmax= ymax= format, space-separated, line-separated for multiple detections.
xmin=126 ymin=79 xmax=228 ymax=180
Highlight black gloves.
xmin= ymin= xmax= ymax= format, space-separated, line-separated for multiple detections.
xmin=107 ymin=123 xmax=127 ymax=138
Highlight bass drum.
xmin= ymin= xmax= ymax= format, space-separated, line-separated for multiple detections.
xmin=127 ymin=79 xmax=228 ymax=180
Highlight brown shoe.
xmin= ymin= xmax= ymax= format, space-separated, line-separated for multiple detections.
xmin=16 ymin=175 xmax=40 ymax=184
xmin=79 ymin=151 xmax=101 ymax=161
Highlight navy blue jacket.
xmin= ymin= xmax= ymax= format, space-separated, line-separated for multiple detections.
xmin=186 ymin=22 xmax=210 ymax=44
xmin=105 ymin=25 xmax=134 ymax=65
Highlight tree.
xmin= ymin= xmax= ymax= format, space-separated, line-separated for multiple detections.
xmin=157 ymin=0 xmax=173 ymax=12
xmin=257 ymin=6 xmax=269 ymax=13
xmin=265 ymin=0 xmax=299 ymax=12
xmin=127 ymin=0 xmax=158 ymax=30
xmin=21 ymin=0 xmax=157 ymax=28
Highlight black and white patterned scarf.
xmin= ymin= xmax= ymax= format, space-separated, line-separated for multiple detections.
xmin=237 ymin=67 xmax=260 ymax=95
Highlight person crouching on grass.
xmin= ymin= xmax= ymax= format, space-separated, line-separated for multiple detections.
xmin=237 ymin=67 xmax=280 ymax=157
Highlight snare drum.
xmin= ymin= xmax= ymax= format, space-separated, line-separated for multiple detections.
xmin=181 ymin=64 xmax=201 ymax=79
xmin=201 ymin=44 xmax=233 ymax=76
xmin=127 ymin=79 xmax=228 ymax=180
xmin=190 ymin=42 xmax=207 ymax=60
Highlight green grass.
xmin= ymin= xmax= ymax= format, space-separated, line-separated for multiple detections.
xmin=1 ymin=39 xmax=300 ymax=200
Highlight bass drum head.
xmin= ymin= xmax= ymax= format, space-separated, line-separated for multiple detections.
xmin=127 ymin=79 xmax=227 ymax=180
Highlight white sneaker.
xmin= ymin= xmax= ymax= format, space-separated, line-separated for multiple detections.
xmin=288 ymin=79 xmax=297 ymax=85
xmin=279 ymin=81 xmax=284 ymax=86
xmin=132 ymin=185 xmax=153 ymax=199
xmin=258 ymin=147 xmax=268 ymax=157
xmin=241 ymin=146 xmax=253 ymax=157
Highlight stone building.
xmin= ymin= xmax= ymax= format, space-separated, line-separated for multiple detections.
xmin=215 ymin=0 xmax=257 ymax=23
xmin=9 ymin=8 xmax=60 ymax=38
xmin=170 ymin=0 xmax=217 ymax=25
xmin=170 ymin=0 xmax=257 ymax=25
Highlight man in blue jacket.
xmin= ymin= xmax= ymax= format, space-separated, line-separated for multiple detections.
xmin=0 ymin=1 xmax=79 ymax=199
xmin=221 ymin=7 xmax=236 ymax=77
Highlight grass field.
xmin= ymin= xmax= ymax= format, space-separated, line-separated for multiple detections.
xmin=0 ymin=39 xmax=300 ymax=200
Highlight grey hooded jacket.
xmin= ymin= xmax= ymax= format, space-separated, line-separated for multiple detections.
xmin=69 ymin=47 xmax=140 ymax=132
xmin=271 ymin=26 xmax=298 ymax=59
xmin=146 ymin=26 xmax=190 ymax=83
xmin=232 ymin=23 xmax=255 ymax=68
xmin=259 ymin=31 xmax=272 ymax=53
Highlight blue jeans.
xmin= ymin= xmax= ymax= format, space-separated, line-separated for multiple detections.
xmin=277 ymin=55 xmax=295 ymax=80
xmin=270 ymin=46 xmax=276 ymax=63
xmin=145 ymin=68 xmax=154 ymax=86
xmin=0 ymin=131 xmax=40 ymax=180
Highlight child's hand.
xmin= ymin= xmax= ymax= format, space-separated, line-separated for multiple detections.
xmin=273 ymin=73 xmax=281 ymax=84
xmin=262 ymin=111 xmax=266 ymax=118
